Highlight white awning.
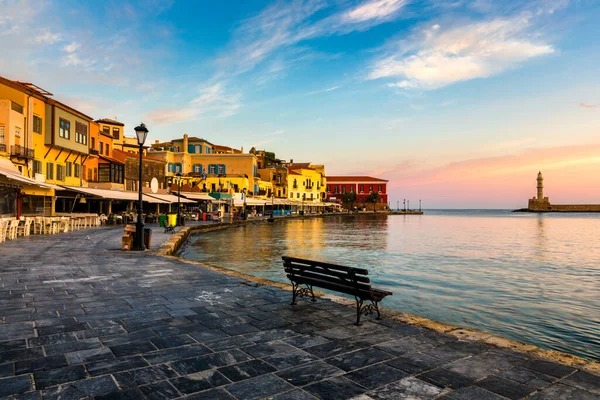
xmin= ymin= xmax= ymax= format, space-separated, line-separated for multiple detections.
xmin=59 ymin=185 xmax=160 ymax=202
xmin=180 ymin=193 xmax=215 ymax=201
xmin=146 ymin=193 xmax=197 ymax=204
xmin=0 ymin=159 xmax=55 ymax=189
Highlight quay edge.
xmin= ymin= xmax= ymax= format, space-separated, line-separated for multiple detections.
xmin=157 ymin=216 xmax=600 ymax=376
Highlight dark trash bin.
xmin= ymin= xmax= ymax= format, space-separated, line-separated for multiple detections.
xmin=144 ymin=228 xmax=152 ymax=250
xmin=158 ymin=215 xmax=167 ymax=227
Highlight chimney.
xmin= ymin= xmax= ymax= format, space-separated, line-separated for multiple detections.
xmin=183 ymin=134 xmax=189 ymax=153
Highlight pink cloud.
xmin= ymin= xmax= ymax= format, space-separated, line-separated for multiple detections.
xmin=579 ymin=103 xmax=598 ymax=108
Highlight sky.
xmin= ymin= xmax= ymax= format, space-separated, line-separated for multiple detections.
xmin=1 ymin=0 xmax=599 ymax=208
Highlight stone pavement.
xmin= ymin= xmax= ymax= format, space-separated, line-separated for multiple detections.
xmin=0 ymin=227 xmax=598 ymax=400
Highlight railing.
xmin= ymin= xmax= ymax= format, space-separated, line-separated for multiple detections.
xmin=89 ymin=149 xmax=99 ymax=155
xmin=10 ymin=145 xmax=34 ymax=160
xmin=0 ymin=144 xmax=6 ymax=153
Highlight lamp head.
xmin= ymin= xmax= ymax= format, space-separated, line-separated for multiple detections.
xmin=134 ymin=123 xmax=149 ymax=146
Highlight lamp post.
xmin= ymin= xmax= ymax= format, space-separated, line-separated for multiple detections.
xmin=242 ymin=188 xmax=247 ymax=220
xmin=419 ymin=199 xmax=421 ymax=212
xmin=133 ymin=123 xmax=149 ymax=251
xmin=302 ymin=193 xmax=305 ymax=215
xmin=176 ymin=172 xmax=182 ymax=226
xmin=403 ymin=199 xmax=405 ymax=212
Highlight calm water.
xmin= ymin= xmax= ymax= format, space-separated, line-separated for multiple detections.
xmin=180 ymin=211 xmax=600 ymax=361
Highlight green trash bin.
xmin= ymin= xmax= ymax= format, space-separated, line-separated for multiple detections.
xmin=158 ymin=215 xmax=167 ymax=227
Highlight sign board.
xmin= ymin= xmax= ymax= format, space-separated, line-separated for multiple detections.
xmin=150 ymin=177 xmax=159 ymax=194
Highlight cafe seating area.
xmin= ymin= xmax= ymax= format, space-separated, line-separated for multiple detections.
xmin=0 ymin=213 xmax=101 ymax=243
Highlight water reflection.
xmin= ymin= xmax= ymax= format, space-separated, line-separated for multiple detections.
xmin=180 ymin=212 xmax=600 ymax=361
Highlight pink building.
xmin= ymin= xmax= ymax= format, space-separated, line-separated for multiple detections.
xmin=325 ymin=176 xmax=388 ymax=204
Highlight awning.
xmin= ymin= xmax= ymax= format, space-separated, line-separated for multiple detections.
xmin=180 ymin=193 xmax=215 ymax=201
xmin=59 ymin=185 xmax=160 ymax=202
xmin=0 ymin=159 xmax=55 ymax=189
xmin=146 ymin=193 xmax=196 ymax=204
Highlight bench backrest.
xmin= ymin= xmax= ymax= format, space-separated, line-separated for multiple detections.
xmin=282 ymin=256 xmax=372 ymax=296
xmin=124 ymin=224 xmax=137 ymax=233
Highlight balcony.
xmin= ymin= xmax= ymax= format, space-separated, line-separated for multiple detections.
xmin=11 ymin=145 xmax=34 ymax=160
xmin=0 ymin=144 xmax=6 ymax=153
xmin=89 ymin=149 xmax=99 ymax=155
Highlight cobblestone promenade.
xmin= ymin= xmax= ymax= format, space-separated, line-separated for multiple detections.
xmin=0 ymin=226 xmax=598 ymax=399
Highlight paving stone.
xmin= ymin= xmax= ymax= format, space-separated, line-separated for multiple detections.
xmin=303 ymin=339 xmax=365 ymax=359
xmin=0 ymin=375 xmax=33 ymax=397
xmin=65 ymin=347 xmax=114 ymax=364
xmin=225 ymin=373 xmax=294 ymax=400
xmin=170 ymin=370 xmax=230 ymax=394
xmin=41 ymin=376 xmax=118 ymax=399
xmin=94 ymin=387 xmax=145 ymax=400
xmin=496 ymin=367 xmax=556 ymax=389
xmin=242 ymin=328 xmax=298 ymax=343
xmin=220 ymin=323 xmax=261 ymax=336
xmin=386 ymin=352 xmax=446 ymax=374
xmin=100 ymin=329 xmax=157 ymax=346
xmin=419 ymin=368 xmax=475 ymax=390
xmin=283 ymin=334 xmax=331 ymax=349
xmin=0 ymin=339 xmax=27 ymax=352
xmin=262 ymin=349 xmax=320 ymax=370
xmin=170 ymin=349 xmax=253 ymax=375
xmin=560 ymin=370 xmax=600 ymax=395
xmin=178 ymin=387 xmax=236 ymax=399
xmin=527 ymin=383 xmax=600 ymax=400
xmin=241 ymin=341 xmax=296 ymax=358
xmin=110 ymin=340 xmax=157 ymax=357
xmin=218 ymin=359 xmax=277 ymax=382
xmin=36 ymin=323 xmax=88 ymax=336
xmin=522 ymin=359 xmax=577 ymax=378
xmin=276 ymin=360 xmax=344 ymax=386
xmin=443 ymin=386 xmax=507 ymax=400
xmin=375 ymin=336 xmax=437 ymax=356
xmin=345 ymin=363 xmax=408 ymax=390
xmin=33 ymin=365 xmax=87 ymax=390
xmin=304 ymin=376 xmax=366 ymax=400
xmin=326 ymin=348 xmax=393 ymax=372
xmin=7 ymin=391 xmax=42 ymax=400
xmin=446 ymin=351 xmax=523 ymax=380
xmin=14 ymin=355 xmax=68 ymax=375
xmin=188 ymin=329 xmax=230 ymax=343
xmin=139 ymin=380 xmax=181 ymax=400
xmin=43 ymin=338 xmax=103 ymax=356
xmin=205 ymin=336 xmax=255 ymax=351
xmin=143 ymin=344 xmax=212 ymax=364
xmin=269 ymin=389 xmax=318 ymax=399
xmin=150 ymin=334 xmax=197 ymax=349
xmin=367 ymin=376 xmax=444 ymax=400
xmin=113 ymin=364 xmax=178 ymax=388
xmin=0 ymin=348 xmax=45 ymax=364
xmin=476 ymin=375 xmax=537 ymax=399
xmin=0 ymin=361 xmax=13 ymax=378
xmin=86 ymin=355 xmax=148 ymax=376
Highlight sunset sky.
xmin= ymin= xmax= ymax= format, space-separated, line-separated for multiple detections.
xmin=1 ymin=0 xmax=599 ymax=208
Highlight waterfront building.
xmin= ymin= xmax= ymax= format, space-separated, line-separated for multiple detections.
xmin=325 ymin=176 xmax=389 ymax=206
xmin=112 ymin=149 xmax=166 ymax=192
xmin=522 ymin=171 xmax=600 ymax=212
xmin=287 ymin=163 xmax=327 ymax=203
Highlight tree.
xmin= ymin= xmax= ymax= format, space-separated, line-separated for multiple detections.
xmin=366 ymin=192 xmax=379 ymax=213
xmin=342 ymin=192 xmax=357 ymax=213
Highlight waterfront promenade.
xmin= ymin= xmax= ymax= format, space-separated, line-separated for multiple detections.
xmin=0 ymin=227 xmax=598 ymax=399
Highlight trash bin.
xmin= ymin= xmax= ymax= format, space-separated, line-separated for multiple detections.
xmin=144 ymin=228 xmax=152 ymax=250
xmin=299 ymin=210 xmax=304 ymax=216
xmin=179 ymin=215 xmax=186 ymax=226
xmin=167 ymin=214 xmax=177 ymax=227
xmin=202 ymin=213 xmax=207 ymax=221
xmin=158 ymin=215 xmax=167 ymax=227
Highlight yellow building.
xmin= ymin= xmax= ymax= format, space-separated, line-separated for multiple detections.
xmin=287 ymin=163 xmax=327 ymax=203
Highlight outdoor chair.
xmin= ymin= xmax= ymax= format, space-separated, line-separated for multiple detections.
xmin=0 ymin=220 xmax=7 ymax=243
xmin=7 ymin=219 xmax=19 ymax=240
xmin=17 ymin=218 xmax=32 ymax=237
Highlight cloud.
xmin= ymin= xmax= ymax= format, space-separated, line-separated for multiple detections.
xmin=369 ymin=16 xmax=554 ymax=89
xmin=270 ymin=129 xmax=286 ymax=136
xmin=35 ymin=32 xmax=61 ymax=44
xmin=579 ymin=103 xmax=598 ymax=108
xmin=146 ymin=82 xmax=241 ymax=125
xmin=63 ymin=42 xmax=80 ymax=53
xmin=341 ymin=0 xmax=406 ymax=24
xmin=306 ymin=85 xmax=342 ymax=95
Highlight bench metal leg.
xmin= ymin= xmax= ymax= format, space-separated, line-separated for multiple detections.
xmin=290 ymin=282 xmax=315 ymax=305
xmin=355 ymin=298 xmax=380 ymax=326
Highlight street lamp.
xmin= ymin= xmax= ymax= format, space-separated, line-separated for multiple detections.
xmin=133 ymin=123 xmax=149 ymax=251
xmin=242 ymin=188 xmax=247 ymax=220
xmin=176 ymin=172 xmax=182 ymax=226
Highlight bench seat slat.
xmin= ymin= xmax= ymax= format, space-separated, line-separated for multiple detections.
xmin=288 ymin=275 xmax=390 ymax=301
xmin=285 ymin=269 xmax=372 ymax=291
xmin=284 ymin=265 xmax=371 ymax=284
xmin=283 ymin=256 xmax=369 ymax=275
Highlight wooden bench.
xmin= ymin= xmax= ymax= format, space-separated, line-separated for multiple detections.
xmin=164 ymin=225 xmax=175 ymax=233
xmin=122 ymin=224 xmax=137 ymax=251
xmin=282 ymin=256 xmax=392 ymax=325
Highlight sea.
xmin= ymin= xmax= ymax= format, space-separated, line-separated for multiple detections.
xmin=179 ymin=210 xmax=600 ymax=361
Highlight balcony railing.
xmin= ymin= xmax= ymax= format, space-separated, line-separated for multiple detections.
xmin=89 ymin=149 xmax=99 ymax=155
xmin=10 ymin=145 xmax=34 ymax=160
xmin=0 ymin=144 xmax=6 ymax=153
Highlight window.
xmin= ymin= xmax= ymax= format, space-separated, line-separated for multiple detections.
xmin=297 ymin=193 xmax=300 ymax=199
xmin=103 ymin=126 xmax=110 ymax=134
xmin=87 ymin=168 xmax=92 ymax=181
xmin=33 ymin=160 xmax=42 ymax=174
xmin=99 ymin=141 xmax=103 ymax=154
xmin=91 ymin=137 xmax=95 ymax=150
xmin=33 ymin=116 xmax=42 ymax=134
xmin=57 ymin=165 xmax=65 ymax=181
xmin=105 ymin=143 xmax=109 ymax=156
xmin=208 ymin=164 xmax=217 ymax=174
xmin=112 ymin=128 xmax=119 ymax=139
xmin=378 ymin=185 xmax=382 ymax=192
xmin=59 ymin=118 xmax=71 ymax=139
xmin=0 ymin=126 xmax=4 ymax=144
xmin=93 ymin=167 xmax=97 ymax=181
xmin=360 ymin=185 xmax=364 ymax=193
xmin=46 ymin=163 xmax=54 ymax=179
xmin=76 ymin=122 xmax=87 ymax=145
xmin=193 ymin=164 xmax=203 ymax=173
xmin=74 ymin=163 xmax=80 ymax=178
xmin=11 ymin=102 xmax=23 ymax=114
xmin=369 ymin=185 xmax=373 ymax=192
xmin=66 ymin=162 xmax=72 ymax=177
xmin=217 ymin=164 xmax=226 ymax=174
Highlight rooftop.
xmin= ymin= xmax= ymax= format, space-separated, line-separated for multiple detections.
xmin=95 ymin=118 xmax=125 ymax=126
xmin=326 ymin=176 xmax=389 ymax=182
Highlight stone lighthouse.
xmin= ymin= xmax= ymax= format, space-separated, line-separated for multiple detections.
xmin=528 ymin=171 xmax=550 ymax=210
